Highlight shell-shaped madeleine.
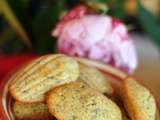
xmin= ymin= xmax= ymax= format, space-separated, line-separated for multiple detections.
xmin=9 ymin=54 xmax=79 ymax=103
xmin=13 ymin=101 xmax=53 ymax=120
xmin=46 ymin=82 xmax=122 ymax=120
xmin=78 ymin=63 xmax=113 ymax=94
xmin=122 ymin=78 xmax=156 ymax=120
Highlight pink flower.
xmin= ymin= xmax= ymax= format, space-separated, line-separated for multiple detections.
xmin=52 ymin=6 xmax=137 ymax=73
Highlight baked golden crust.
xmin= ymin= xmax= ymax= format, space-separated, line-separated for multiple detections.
xmin=9 ymin=54 xmax=79 ymax=103
xmin=122 ymin=77 xmax=156 ymax=120
xmin=78 ymin=63 xmax=113 ymax=94
xmin=47 ymin=82 xmax=122 ymax=120
xmin=156 ymin=108 xmax=160 ymax=120
xmin=7 ymin=54 xmax=158 ymax=120
xmin=13 ymin=101 xmax=53 ymax=120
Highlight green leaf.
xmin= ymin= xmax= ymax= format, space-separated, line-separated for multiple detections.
xmin=86 ymin=0 xmax=109 ymax=3
xmin=137 ymin=2 xmax=160 ymax=48
xmin=87 ymin=2 xmax=108 ymax=14
xmin=7 ymin=0 xmax=32 ymax=37
xmin=0 ymin=27 xmax=28 ymax=54
xmin=84 ymin=0 xmax=109 ymax=14
xmin=2 ymin=37 xmax=28 ymax=54
xmin=0 ymin=27 xmax=15 ymax=45
xmin=32 ymin=0 xmax=66 ymax=54
xmin=66 ymin=0 xmax=81 ymax=8
xmin=85 ymin=0 xmax=126 ymax=18
xmin=0 ymin=0 xmax=32 ymax=48
xmin=107 ymin=0 xmax=126 ymax=19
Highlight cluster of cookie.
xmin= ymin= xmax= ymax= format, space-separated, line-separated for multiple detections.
xmin=9 ymin=54 xmax=159 ymax=120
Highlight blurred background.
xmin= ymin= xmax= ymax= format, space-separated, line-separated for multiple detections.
xmin=0 ymin=0 xmax=159 ymax=96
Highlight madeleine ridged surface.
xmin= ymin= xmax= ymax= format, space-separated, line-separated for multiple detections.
xmin=9 ymin=54 xmax=79 ymax=102
xmin=122 ymin=78 xmax=156 ymax=120
xmin=13 ymin=101 xmax=53 ymax=120
xmin=78 ymin=63 xmax=113 ymax=94
xmin=47 ymin=82 xmax=122 ymax=120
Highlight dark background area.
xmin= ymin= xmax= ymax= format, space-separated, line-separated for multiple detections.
xmin=0 ymin=0 xmax=159 ymax=54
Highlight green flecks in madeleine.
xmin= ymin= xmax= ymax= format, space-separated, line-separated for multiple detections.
xmin=9 ymin=54 xmax=79 ymax=102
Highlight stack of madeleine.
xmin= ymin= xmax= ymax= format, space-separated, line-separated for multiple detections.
xmin=8 ymin=54 xmax=159 ymax=120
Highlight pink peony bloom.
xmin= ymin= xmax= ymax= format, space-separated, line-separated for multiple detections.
xmin=52 ymin=6 xmax=137 ymax=73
